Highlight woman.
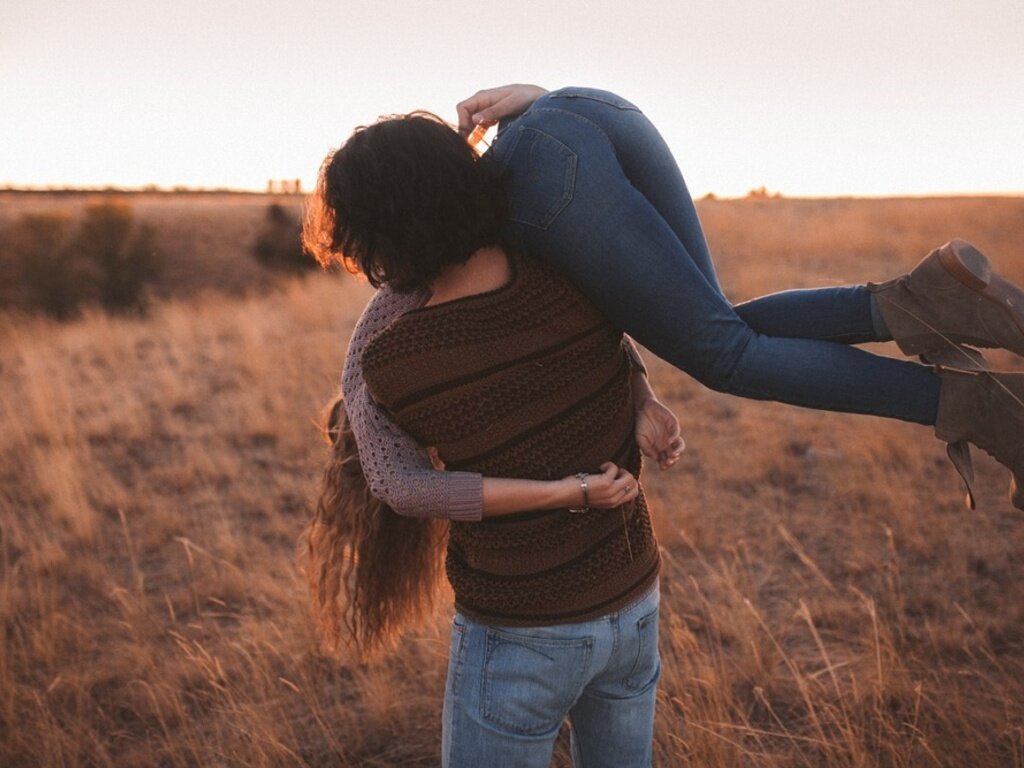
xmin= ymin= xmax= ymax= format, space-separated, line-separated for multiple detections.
xmin=340 ymin=85 xmax=1023 ymax=516
xmin=305 ymin=112 xmax=676 ymax=767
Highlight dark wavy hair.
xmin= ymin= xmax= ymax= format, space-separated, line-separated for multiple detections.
xmin=303 ymin=112 xmax=507 ymax=292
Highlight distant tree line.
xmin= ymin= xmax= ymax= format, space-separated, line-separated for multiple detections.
xmin=4 ymin=201 xmax=160 ymax=319
xmin=1 ymin=200 xmax=322 ymax=320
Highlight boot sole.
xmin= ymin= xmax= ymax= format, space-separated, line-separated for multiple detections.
xmin=938 ymin=239 xmax=1024 ymax=346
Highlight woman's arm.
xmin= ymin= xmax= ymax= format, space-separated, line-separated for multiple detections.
xmin=482 ymin=462 xmax=638 ymax=517
xmin=343 ymin=288 xmax=641 ymax=520
xmin=345 ymin=378 xmax=638 ymax=519
xmin=343 ymin=286 xmax=484 ymax=521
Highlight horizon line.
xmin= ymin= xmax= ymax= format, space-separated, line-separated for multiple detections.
xmin=2 ymin=183 xmax=1023 ymax=202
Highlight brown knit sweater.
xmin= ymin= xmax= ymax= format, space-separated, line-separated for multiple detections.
xmin=361 ymin=255 xmax=660 ymax=626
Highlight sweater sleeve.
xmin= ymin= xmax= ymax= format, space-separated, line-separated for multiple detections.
xmin=342 ymin=286 xmax=484 ymax=522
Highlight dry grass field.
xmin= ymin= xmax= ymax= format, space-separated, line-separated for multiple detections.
xmin=2 ymin=193 xmax=1023 ymax=767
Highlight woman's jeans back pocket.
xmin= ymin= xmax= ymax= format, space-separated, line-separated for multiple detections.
xmin=499 ymin=127 xmax=577 ymax=230
xmin=624 ymin=605 xmax=661 ymax=692
xmin=481 ymin=627 xmax=593 ymax=736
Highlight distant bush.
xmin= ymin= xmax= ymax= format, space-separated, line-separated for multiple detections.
xmin=76 ymin=201 xmax=160 ymax=312
xmin=9 ymin=213 xmax=87 ymax=319
xmin=7 ymin=201 xmax=160 ymax=318
xmin=745 ymin=186 xmax=783 ymax=200
xmin=252 ymin=204 xmax=315 ymax=274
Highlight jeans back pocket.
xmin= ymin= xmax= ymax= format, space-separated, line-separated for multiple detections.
xmin=624 ymin=606 xmax=661 ymax=692
xmin=499 ymin=126 xmax=577 ymax=231
xmin=481 ymin=627 xmax=593 ymax=736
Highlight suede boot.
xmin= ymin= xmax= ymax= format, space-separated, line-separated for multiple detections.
xmin=868 ymin=239 xmax=1024 ymax=368
xmin=935 ymin=369 xmax=1024 ymax=510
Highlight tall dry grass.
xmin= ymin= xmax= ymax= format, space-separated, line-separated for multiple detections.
xmin=1 ymin=196 xmax=1023 ymax=766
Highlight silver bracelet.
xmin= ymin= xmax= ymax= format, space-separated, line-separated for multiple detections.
xmin=569 ymin=472 xmax=589 ymax=513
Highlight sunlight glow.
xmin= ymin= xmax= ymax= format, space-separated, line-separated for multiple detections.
xmin=2 ymin=0 xmax=1022 ymax=197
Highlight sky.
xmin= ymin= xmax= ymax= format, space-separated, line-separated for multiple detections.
xmin=2 ymin=0 xmax=1022 ymax=197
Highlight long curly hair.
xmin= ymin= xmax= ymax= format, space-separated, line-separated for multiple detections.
xmin=302 ymin=395 xmax=447 ymax=657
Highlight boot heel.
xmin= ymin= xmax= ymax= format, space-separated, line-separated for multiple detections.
xmin=938 ymin=239 xmax=991 ymax=291
xmin=946 ymin=439 xmax=977 ymax=510
xmin=940 ymin=239 xmax=1024 ymax=344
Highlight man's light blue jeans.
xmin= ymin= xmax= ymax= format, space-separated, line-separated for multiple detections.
xmin=442 ymin=582 xmax=661 ymax=768
xmin=488 ymin=87 xmax=940 ymax=425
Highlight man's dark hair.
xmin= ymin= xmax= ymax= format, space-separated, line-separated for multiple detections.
xmin=304 ymin=112 xmax=507 ymax=292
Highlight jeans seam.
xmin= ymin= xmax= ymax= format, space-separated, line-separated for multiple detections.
xmin=624 ymin=608 xmax=659 ymax=691
xmin=607 ymin=615 xmax=620 ymax=677
xmin=521 ymin=107 xmax=619 ymax=155
xmin=444 ymin=624 xmax=468 ymax=768
xmin=546 ymin=88 xmax=643 ymax=113
xmin=809 ymin=332 xmax=876 ymax=342
xmin=450 ymin=625 xmax=468 ymax=703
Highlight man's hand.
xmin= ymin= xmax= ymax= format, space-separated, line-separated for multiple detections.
xmin=455 ymin=84 xmax=548 ymax=136
xmin=635 ymin=397 xmax=685 ymax=470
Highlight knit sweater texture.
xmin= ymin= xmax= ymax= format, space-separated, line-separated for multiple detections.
xmin=342 ymin=285 xmax=485 ymax=521
xmin=342 ymin=284 xmax=647 ymax=522
xmin=361 ymin=255 xmax=660 ymax=626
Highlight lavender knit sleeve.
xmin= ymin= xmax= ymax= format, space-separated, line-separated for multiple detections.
xmin=342 ymin=286 xmax=484 ymax=522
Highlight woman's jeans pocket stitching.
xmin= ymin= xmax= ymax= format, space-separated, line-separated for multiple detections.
xmin=624 ymin=606 xmax=661 ymax=691
xmin=481 ymin=627 xmax=593 ymax=736
xmin=502 ymin=127 xmax=577 ymax=230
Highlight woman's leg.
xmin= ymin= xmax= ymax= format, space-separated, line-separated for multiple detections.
xmin=508 ymin=88 xmax=882 ymax=345
xmin=442 ymin=611 xmax=593 ymax=768
xmin=441 ymin=599 xmax=661 ymax=768
xmin=733 ymin=287 xmax=880 ymax=344
xmin=489 ymin=89 xmax=939 ymax=424
xmin=568 ymin=583 xmax=661 ymax=768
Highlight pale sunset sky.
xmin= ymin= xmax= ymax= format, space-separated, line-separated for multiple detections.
xmin=2 ymin=0 xmax=1022 ymax=197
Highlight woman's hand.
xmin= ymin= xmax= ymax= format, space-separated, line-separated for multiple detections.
xmin=631 ymin=373 xmax=685 ymax=470
xmin=455 ymin=84 xmax=548 ymax=136
xmin=636 ymin=398 xmax=685 ymax=470
xmin=565 ymin=462 xmax=639 ymax=510
xmin=635 ymin=397 xmax=685 ymax=470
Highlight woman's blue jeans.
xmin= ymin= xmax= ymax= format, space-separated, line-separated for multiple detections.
xmin=442 ymin=582 xmax=661 ymax=768
xmin=487 ymin=88 xmax=940 ymax=425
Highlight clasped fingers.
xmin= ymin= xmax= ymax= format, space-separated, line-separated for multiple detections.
xmin=583 ymin=462 xmax=640 ymax=509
